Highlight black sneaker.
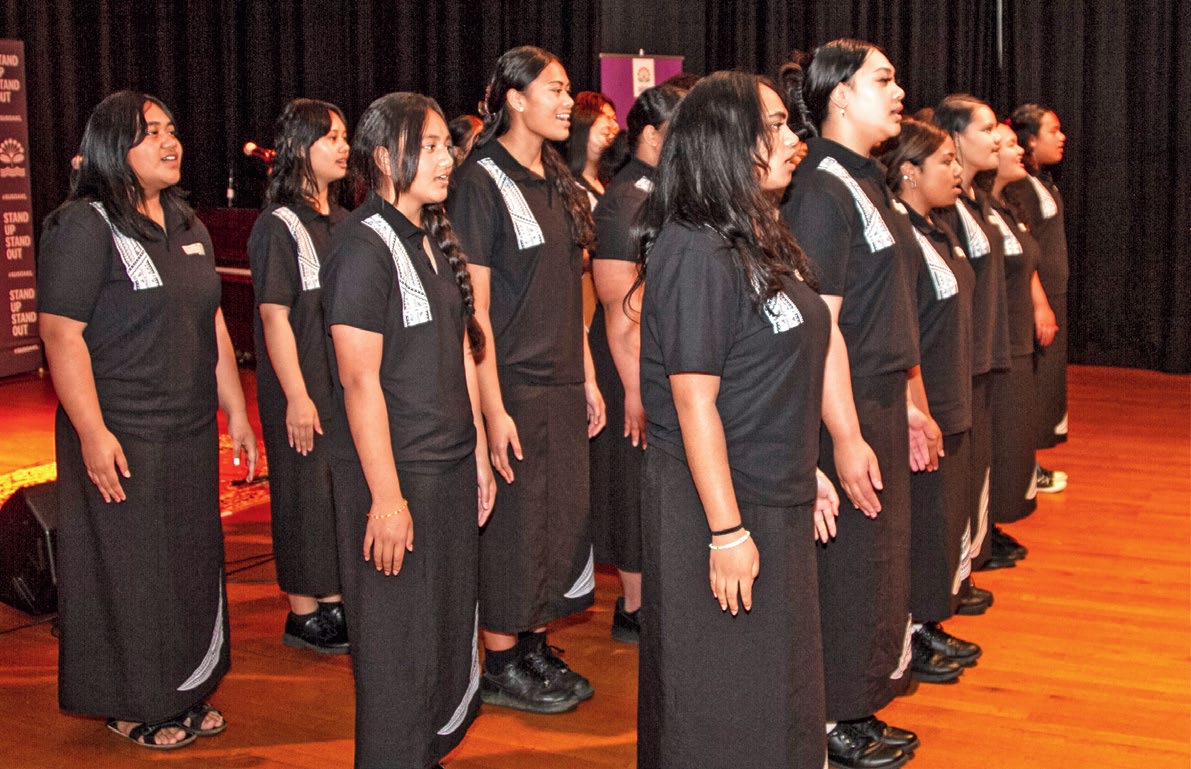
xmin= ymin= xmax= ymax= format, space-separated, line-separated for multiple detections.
xmin=316 ymin=601 xmax=350 ymax=647
xmin=521 ymin=640 xmax=595 ymax=701
xmin=827 ymin=721 xmax=909 ymax=769
xmin=956 ymin=583 xmax=994 ymax=616
xmin=611 ymin=597 xmax=640 ymax=644
xmin=283 ymin=610 xmax=349 ymax=654
xmin=991 ymin=526 xmax=1028 ymax=561
xmin=479 ymin=658 xmax=579 ymax=714
xmin=1035 ymin=465 xmax=1067 ymax=494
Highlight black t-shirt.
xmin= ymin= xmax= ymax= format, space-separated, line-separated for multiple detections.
xmin=249 ymin=201 xmax=346 ymax=426
xmin=781 ymin=138 xmax=920 ymax=377
xmin=904 ymin=206 xmax=975 ymax=435
xmin=38 ymin=199 xmax=220 ymax=441
xmin=321 ymin=192 xmax=475 ymax=464
xmin=641 ymin=224 xmax=831 ymax=507
xmin=1006 ymin=174 xmax=1068 ymax=296
xmin=934 ymin=190 xmax=1011 ymax=375
xmin=989 ymin=202 xmax=1040 ymax=356
xmin=593 ymin=157 xmax=653 ymax=265
xmin=449 ymin=139 xmax=584 ymax=385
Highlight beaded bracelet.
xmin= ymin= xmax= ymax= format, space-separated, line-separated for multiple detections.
xmin=367 ymin=499 xmax=409 ymax=521
xmin=708 ymin=530 xmax=751 ymax=550
xmin=710 ymin=523 xmax=744 ymax=537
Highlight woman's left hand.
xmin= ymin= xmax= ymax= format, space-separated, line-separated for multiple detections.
xmin=226 ymin=412 xmax=258 ymax=481
xmin=585 ymin=380 xmax=606 ymax=438
xmin=813 ymin=467 xmax=840 ymax=542
xmin=907 ymin=405 xmax=942 ymax=472
xmin=476 ymin=451 xmax=496 ymax=526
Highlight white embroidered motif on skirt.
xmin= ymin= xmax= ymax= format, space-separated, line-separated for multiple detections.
xmin=438 ymin=604 xmax=480 ymax=736
xmin=1027 ymin=174 xmax=1058 ymax=219
xmin=90 ymin=202 xmax=163 ymax=290
xmin=955 ymin=520 xmax=972 ymax=593
xmin=361 ymin=214 xmax=433 ymax=327
xmin=271 ymin=206 xmax=322 ymax=291
xmin=817 ymin=156 xmax=894 ymax=253
xmin=563 ymin=546 xmax=596 ymax=599
xmin=177 ymin=579 xmax=225 ymax=691
xmin=912 ymin=228 xmax=959 ymax=300
xmin=971 ymin=467 xmax=991 ymax=557
xmin=633 ymin=175 xmax=654 ymax=193
xmin=988 ymin=210 xmax=1023 ymax=256
xmin=890 ymin=615 xmax=913 ymax=680
xmin=954 ymin=200 xmax=990 ymax=259
xmin=477 ymin=158 xmax=546 ymax=250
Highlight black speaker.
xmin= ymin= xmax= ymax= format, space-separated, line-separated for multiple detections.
xmin=0 ymin=482 xmax=59 ymax=615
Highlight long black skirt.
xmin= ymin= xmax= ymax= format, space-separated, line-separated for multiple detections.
xmin=638 ymin=448 xmax=827 ymax=769
xmin=479 ymin=380 xmax=594 ymax=633
xmin=261 ymin=419 xmax=340 ymax=596
xmin=332 ymin=454 xmax=480 ymax=769
xmin=817 ymin=371 xmax=912 ymax=721
xmin=909 ymin=430 xmax=971 ymax=623
xmin=968 ymin=373 xmax=995 ymax=568
xmin=990 ymin=354 xmax=1038 ymax=525
xmin=55 ymin=408 xmax=229 ymax=723
xmin=1033 ymin=292 xmax=1069 ymax=448
xmin=588 ymin=306 xmax=643 ymax=573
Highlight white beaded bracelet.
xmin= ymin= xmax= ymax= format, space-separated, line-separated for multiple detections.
xmin=708 ymin=530 xmax=752 ymax=550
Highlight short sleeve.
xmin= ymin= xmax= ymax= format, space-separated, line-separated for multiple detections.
xmin=448 ymin=170 xmax=500 ymax=268
xmin=36 ymin=203 xmax=112 ymax=323
xmin=593 ymin=191 xmax=642 ymax=263
xmin=782 ymin=181 xmax=853 ymax=296
xmin=248 ymin=213 xmax=300 ymax=308
xmin=322 ymin=231 xmax=391 ymax=334
xmin=648 ymin=229 xmax=741 ymax=377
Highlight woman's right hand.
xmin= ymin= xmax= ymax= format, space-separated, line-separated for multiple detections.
xmin=833 ymin=436 xmax=883 ymax=517
xmin=486 ymin=411 xmax=522 ymax=484
xmin=623 ymin=392 xmax=647 ymax=449
xmin=362 ymin=502 xmax=414 ymax=576
xmin=709 ymin=535 xmax=759 ymax=616
xmin=80 ymin=427 xmax=130 ymax=503
xmin=286 ymin=394 xmax=323 ymax=455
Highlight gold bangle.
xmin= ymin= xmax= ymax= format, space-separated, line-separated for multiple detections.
xmin=367 ymin=499 xmax=409 ymax=521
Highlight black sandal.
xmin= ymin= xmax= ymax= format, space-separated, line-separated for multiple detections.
xmin=106 ymin=718 xmax=197 ymax=750
xmin=175 ymin=702 xmax=228 ymax=737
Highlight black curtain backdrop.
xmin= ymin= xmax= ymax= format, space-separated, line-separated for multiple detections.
xmin=4 ymin=0 xmax=1187 ymax=372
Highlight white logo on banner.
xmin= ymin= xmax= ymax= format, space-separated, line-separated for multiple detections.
xmin=631 ymin=57 xmax=656 ymax=97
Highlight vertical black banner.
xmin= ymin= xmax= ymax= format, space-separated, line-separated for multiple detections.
xmin=0 ymin=40 xmax=40 ymax=378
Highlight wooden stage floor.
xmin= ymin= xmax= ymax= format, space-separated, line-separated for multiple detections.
xmin=0 ymin=365 xmax=1187 ymax=769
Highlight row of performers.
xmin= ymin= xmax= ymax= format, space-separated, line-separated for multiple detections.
xmin=38 ymin=37 xmax=1070 ymax=769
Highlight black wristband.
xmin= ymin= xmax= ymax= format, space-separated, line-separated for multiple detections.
xmin=710 ymin=523 xmax=744 ymax=537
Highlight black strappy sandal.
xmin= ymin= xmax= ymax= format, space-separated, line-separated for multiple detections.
xmin=175 ymin=702 xmax=228 ymax=737
xmin=106 ymin=718 xmax=197 ymax=750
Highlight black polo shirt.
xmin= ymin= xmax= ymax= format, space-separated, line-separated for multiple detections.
xmin=1006 ymin=174 xmax=1068 ymax=296
xmin=934 ymin=190 xmax=1011 ymax=375
xmin=781 ymin=138 xmax=919 ymax=377
xmin=904 ymin=206 xmax=975 ymax=435
xmin=249 ymin=201 xmax=346 ymax=426
xmin=593 ymin=157 xmax=653 ymax=265
xmin=989 ymin=203 xmax=1040 ymax=356
xmin=321 ymin=192 xmax=474 ymax=464
xmin=448 ymin=139 xmax=584 ymax=385
xmin=641 ymin=224 xmax=831 ymax=507
xmin=38 ymin=199 xmax=220 ymax=441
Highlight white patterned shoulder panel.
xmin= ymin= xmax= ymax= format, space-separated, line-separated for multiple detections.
xmin=911 ymin=228 xmax=959 ymax=300
xmin=954 ymin=201 xmax=990 ymax=259
xmin=89 ymin=202 xmax=163 ymax=290
xmin=816 ymin=156 xmax=894 ymax=253
xmin=477 ymin=158 xmax=546 ymax=250
xmin=271 ymin=206 xmax=321 ymax=291
xmin=361 ymin=214 xmax=433 ymax=327
xmin=1027 ymin=175 xmax=1058 ymax=219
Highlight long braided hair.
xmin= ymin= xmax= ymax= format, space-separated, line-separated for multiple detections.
xmin=351 ymin=92 xmax=484 ymax=355
xmin=477 ymin=45 xmax=595 ymax=251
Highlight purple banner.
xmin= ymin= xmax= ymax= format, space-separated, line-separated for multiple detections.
xmin=0 ymin=39 xmax=40 ymax=378
xmin=599 ymin=53 xmax=685 ymax=130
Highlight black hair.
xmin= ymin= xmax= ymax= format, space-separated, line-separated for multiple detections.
xmin=803 ymin=38 xmax=881 ymax=128
xmin=603 ymin=84 xmax=685 ymax=176
xmin=877 ymin=118 xmax=951 ymax=193
xmin=448 ymin=114 xmax=483 ymax=163
xmin=1008 ymin=103 xmax=1052 ymax=174
xmin=265 ymin=98 xmax=347 ymax=210
xmin=931 ymin=94 xmax=993 ymax=136
xmin=562 ymin=91 xmax=616 ymax=184
xmin=352 ymin=92 xmax=484 ymax=355
xmin=478 ymin=45 xmax=595 ymax=250
xmin=661 ymin=71 xmax=701 ymax=90
xmin=635 ymin=71 xmax=817 ymax=308
xmin=49 ymin=90 xmax=193 ymax=237
xmin=777 ymin=53 xmax=817 ymax=140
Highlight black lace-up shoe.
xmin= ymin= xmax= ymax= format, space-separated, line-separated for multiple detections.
xmin=479 ymin=659 xmax=579 ymax=714
xmin=827 ymin=721 xmax=910 ymax=769
xmin=283 ymin=610 xmax=349 ymax=654
xmin=910 ymin=632 xmax=964 ymax=683
xmin=957 ymin=584 xmax=994 ymax=615
xmin=521 ymin=640 xmax=595 ymax=701
xmin=915 ymin=622 xmax=981 ymax=665
xmin=316 ymin=601 xmax=350 ymax=647
xmin=991 ymin=526 xmax=1028 ymax=560
xmin=848 ymin=715 xmax=920 ymax=752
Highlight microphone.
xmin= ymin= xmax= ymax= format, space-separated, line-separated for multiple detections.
xmin=242 ymin=142 xmax=276 ymax=163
